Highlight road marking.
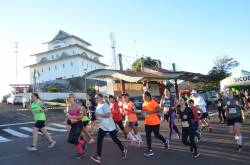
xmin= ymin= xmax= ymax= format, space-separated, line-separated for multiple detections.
xmin=20 ymin=127 xmax=52 ymax=135
xmin=0 ymin=136 xmax=11 ymax=143
xmin=46 ymin=127 xmax=67 ymax=132
xmin=3 ymin=128 xmax=29 ymax=138
xmin=0 ymin=122 xmax=34 ymax=127
xmin=50 ymin=123 xmax=66 ymax=129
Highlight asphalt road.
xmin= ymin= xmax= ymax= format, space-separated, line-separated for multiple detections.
xmin=0 ymin=104 xmax=249 ymax=165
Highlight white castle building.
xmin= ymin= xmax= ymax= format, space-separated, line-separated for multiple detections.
xmin=26 ymin=30 xmax=107 ymax=84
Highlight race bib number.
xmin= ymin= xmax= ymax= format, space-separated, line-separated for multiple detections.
xmin=163 ymin=107 xmax=169 ymax=113
xmin=229 ymin=108 xmax=237 ymax=114
xmin=182 ymin=121 xmax=189 ymax=128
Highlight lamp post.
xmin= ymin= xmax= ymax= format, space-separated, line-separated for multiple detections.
xmin=83 ymin=69 xmax=87 ymax=94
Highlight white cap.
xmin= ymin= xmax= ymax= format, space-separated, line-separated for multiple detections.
xmin=191 ymin=90 xmax=198 ymax=94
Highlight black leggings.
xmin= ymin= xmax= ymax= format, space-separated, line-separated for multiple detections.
xmin=145 ymin=125 xmax=166 ymax=150
xmin=115 ymin=120 xmax=126 ymax=135
xmin=97 ymin=128 xmax=124 ymax=157
xmin=68 ymin=122 xmax=83 ymax=145
xmin=218 ymin=107 xmax=226 ymax=121
xmin=182 ymin=128 xmax=197 ymax=153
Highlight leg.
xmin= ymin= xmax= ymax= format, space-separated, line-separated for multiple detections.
xmin=116 ymin=120 xmax=126 ymax=136
xmin=218 ymin=109 xmax=223 ymax=122
xmin=145 ymin=125 xmax=153 ymax=150
xmin=40 ymin=127 xmax=53 ymax=142
xmin=152 ymin=125 xmax=166 ymax=143
xmin=234 ymin=122 xmax=242 ymax=146
xmin=189 ymin=130 xmax=198 ymax=153
xmin=96 ymin=128 xmax=106 ymax=157
xmin=32 ymin=127 xmax=39 ymax=147
xmin=109 ymin=130 xmax=125 ymax=152
xmin=182 ymin=129 xmax=191 ymax=146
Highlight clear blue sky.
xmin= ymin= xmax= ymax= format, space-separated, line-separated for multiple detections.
xmin=0 ymin=0 xmax=249 ymax=94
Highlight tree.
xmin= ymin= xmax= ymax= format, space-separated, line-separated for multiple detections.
xmin=193 ymin=55 xmax=239 ymax=90
xmin=131 ymin=56 xmax=161 ymax=72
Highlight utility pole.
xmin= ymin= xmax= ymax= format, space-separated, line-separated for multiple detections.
xmin=172 ymin=63 xmax=179 ymax=99
xmin=15 ymin=42 xmax=18 ymax=92
xmin=140 ymin=57 xmax=144 ymax=72
xmin=118 ymin=53 xmax=125 ymax=93
xmin=110 ymin=33 xmax=117 ymax=70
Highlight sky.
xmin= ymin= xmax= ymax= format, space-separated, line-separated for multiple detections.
xmin=0 ymin=0 xmax=249 ymax=96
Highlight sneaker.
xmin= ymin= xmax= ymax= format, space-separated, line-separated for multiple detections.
xmin=176 ymin=134 xmax=181 ymax=140
xmin=75 ymin=153 xmax=84 ymax=160
xmin=27 ymin=146 xmax=38 ymax=151
xmin=192 ymin=152 xmax=200 ymax=158
xmin=236 ymin=145 xmax=242 ymax=152
xmin=144 ymin=150 xmax=154 ymax=157
xmin=121 ymin=149 xmax=127 ymax=160
xmin=48 ymin=140 xmax=56 ymax=148
xmin=90 ymin=155 xmax=102 ymax=164
xmin=164 ymin=141 xmax=170 ymax=150
xmin=88 ymin=138 xmax=95 ymax=144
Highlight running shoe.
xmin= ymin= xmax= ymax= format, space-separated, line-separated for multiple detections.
xmin=164 ymin=140 xmax=170 ymax=150
xmin=121 ymin=149 xmax=128 ymax=159
xmin=27 ymin=146 xmax=38 ymax=151
xmin=90 ymin=155 xmax=102 ymax=163
xmin=75 ymin=153 xmax=84 ymax=160
xmin=236 ymin=145 xmax=242 ymax=152
xmin=192 ymin=152 xmax=200 ymax=158
xmin=144 ymin=150 xmax=154 ymax=157
xmin=48 ymin=140 xmax=56 ymax=148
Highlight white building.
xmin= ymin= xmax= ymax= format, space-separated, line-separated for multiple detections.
xmin=26 ymin=30 xmax=107 ymax=84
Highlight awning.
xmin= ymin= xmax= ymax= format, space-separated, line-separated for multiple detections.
xmin=220 ymin=70 xmax=250 ymax=91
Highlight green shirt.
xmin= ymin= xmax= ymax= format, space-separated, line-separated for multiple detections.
xmin=31 ymin=100 xmax=46 ymax=121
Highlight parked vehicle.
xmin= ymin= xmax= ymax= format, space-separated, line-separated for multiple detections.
xmin=7 ymin=95 xmax=23 ymax=104
xmin=1 ymin=95 xmax=10 ymax=104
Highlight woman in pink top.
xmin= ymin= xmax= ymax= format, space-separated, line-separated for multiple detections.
xmin=67 ymin=94 xmax=85 ymax=159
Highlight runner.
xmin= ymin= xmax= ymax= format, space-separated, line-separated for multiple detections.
xmin=179 ymin=98 xmax=200 ymax=158
xmin=244 ymin=90 xmax=250 ymax=116
xmin=90 ymin=93 xmax=127 ymax=164
xmin=88 ymin=98 xmax=97 ymax=133
xmin=160 ymin=88 xmax=180 ymax=149
xmin=81 ymin=101 xmax=95 ymax=144
xmin=142 ymin=91 xmax=168 ymax=157
xmin=187 ymin=99 xmax=201 ymax=141
xmin=191 ymin=90 xmax=212 ymax=133
xmin=65 ymin=97 xmax=71 ymax=132
xmin=67 ymin=94 xmax=85 ymax=159
xmin=215 ymin=93 xmax=226 ymax=123
xmin=109 ymin=95 xmax=127 ymax=138
xmin=224 ymin=88 xmax=244 ymax=151
xmin=117 ymin=96 xmax=125 ymax=118
xmin=27 ymin=93 xmax=56 ymax=151
xmin=122 ymin=93 xmax=143 ymax=146
xmin=236 ymin=90 xmax=246 ymax=120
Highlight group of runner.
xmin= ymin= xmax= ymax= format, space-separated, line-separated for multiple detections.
xmin=26 ymin=86 xmax=248 ymax=163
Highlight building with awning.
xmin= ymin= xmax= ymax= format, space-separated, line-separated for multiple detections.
xmin=85 ymin=66 xmax=203 ymax=97
xmin=220 ymin=70 xmax=250 ymax=92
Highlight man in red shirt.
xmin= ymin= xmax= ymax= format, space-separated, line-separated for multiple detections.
xmin=109 ymin=95 xmax=126 ymax=138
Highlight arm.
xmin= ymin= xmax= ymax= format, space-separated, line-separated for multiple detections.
xmin=146 ymin=106 xmax=161 ymax=115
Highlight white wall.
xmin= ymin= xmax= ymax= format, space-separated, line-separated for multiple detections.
xmin=30 ymin=56 xmax=105 ymax=83
xmin=64 ymin=37 xmax=90 ymax=48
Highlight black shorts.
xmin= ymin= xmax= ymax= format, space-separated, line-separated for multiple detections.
xmin=200 ymin=112 xmax=209 ymax=119
xmin=34 ymin=120 xmax=45 ymax=129
xmin=128 ymin=122 xmax=138 ymax=129
xmin=227 ymin=117 xmax=243 ymax=126
xmin=82 ymin=120 xmax=89 ymax=127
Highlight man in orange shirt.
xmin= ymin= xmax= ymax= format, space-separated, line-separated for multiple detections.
xmin=142 ymin=91 xmax=168 ymax=157
xmin=122 ymin=93 xmax=143 ymax=146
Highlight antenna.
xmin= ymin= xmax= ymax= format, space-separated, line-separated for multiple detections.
xmin=109 ymin=32 xmax=117 ymax=70
xmin=15 ymin=42 xmax=18 ymax=87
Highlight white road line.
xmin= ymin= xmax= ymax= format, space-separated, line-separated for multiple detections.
xmin=0 ymin=122 xmax=34 ymax=127
xmin=46 ymin=127 xmax=67 ymax=132
xmin=50 ymin=123 xmax=66 ymax=129
xmin=0 ymin=136 xmax=11 ymax=143
xmin=20 ymin=127 xmax=52 ymax=135
xmin=3 ymin=128 xmax=29 ymax=138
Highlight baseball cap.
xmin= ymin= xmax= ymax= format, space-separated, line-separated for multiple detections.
xmin=191 ymin=90 xmax=198 ymax=94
